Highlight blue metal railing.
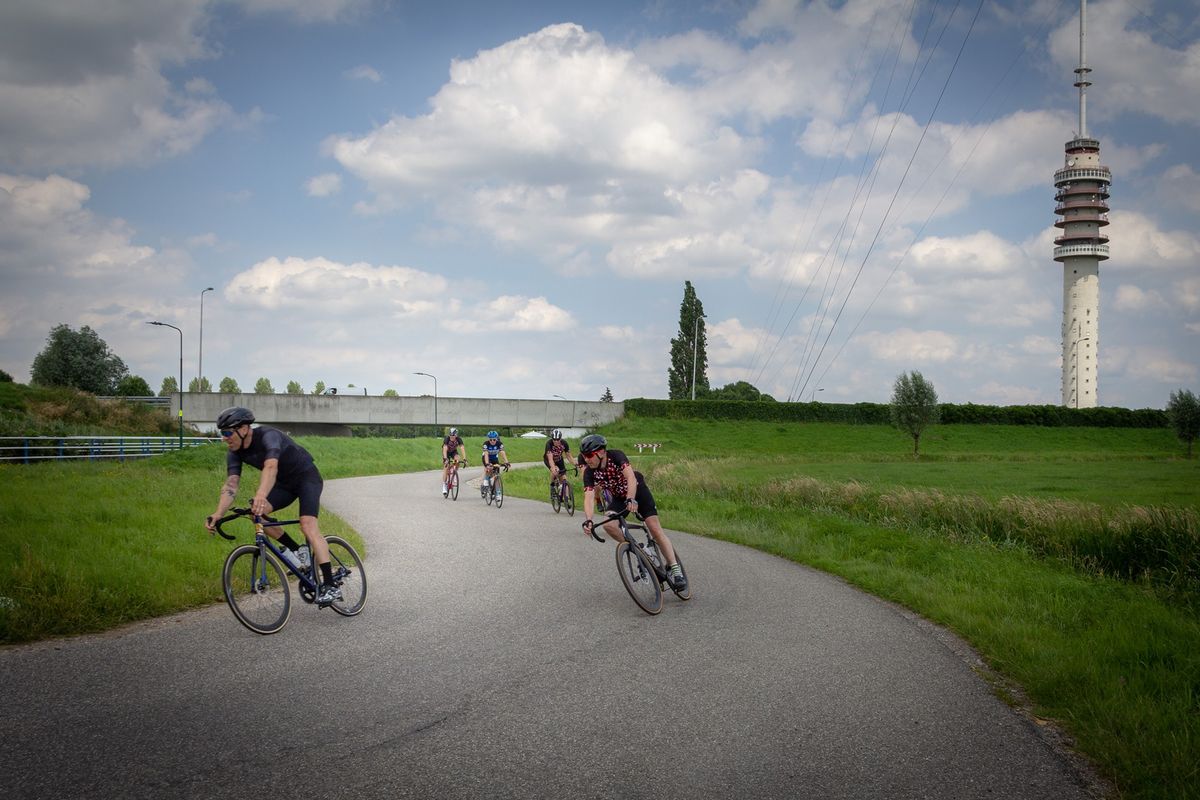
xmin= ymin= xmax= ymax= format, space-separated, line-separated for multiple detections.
xmin=0 ymin=436 xmax=221 ymax=464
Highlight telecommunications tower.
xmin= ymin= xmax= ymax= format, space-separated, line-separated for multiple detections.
xmin=1053 ymin=0 xmax=1110 ymax=408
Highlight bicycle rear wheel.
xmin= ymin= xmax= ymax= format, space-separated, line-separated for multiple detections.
xmin=564 ymin=482 xmax=575 ymax=516
xmin=494 ymin=474 xmax=504 ymax=508
xmin=223 ymin=545 xmax=291 ymax=634
xmin=450 ymin=470 xmax=459 ymax=500
xmin=325 ymin=535 xmax=367 ymax=616
xmin=616 ymin=542 xmax=662 ymax=615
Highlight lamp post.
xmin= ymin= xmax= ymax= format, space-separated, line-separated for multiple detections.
xmin=810 ymin=387 xmax=824 ymax=403
xmin=147 ymin=321 xmax=183 ymax=448
xmin=1071 ymin=334 xmax=1090 ymax=408
xmin=198 ymin=287 xmax=213 ymax=391
xmin=414 ymin=371 xmax=437 ymax=430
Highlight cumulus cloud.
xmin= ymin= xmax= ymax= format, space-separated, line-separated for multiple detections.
xmin=0 ymin=1 xmax=240 ymax=169
xmin=858 ymin=328 xmax=959 ymax=363
xmin=1112 ymin=284 xmax=1166 ymax=313
xmin=344 ymin=64 xmax=381 ymax=82
xmin=457 ymin=295 xmax=575 ymax=333
xmin=306 ymin=173 xmax=343 ymax=197
xmin=226 ymin=256 xmax=448 ymax=315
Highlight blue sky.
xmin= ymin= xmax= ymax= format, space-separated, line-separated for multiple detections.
xmin=1 ymin=0 xmax=1197 ymax=409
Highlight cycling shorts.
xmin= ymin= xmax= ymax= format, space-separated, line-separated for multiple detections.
xmin=604 ymin=480 xmax=658 ymax=519
xmin=265 ymin=469 xmax=324 ymax=518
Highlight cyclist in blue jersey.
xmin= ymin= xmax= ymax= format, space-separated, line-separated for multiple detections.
xmin=480 ymin=430 xmax=510 ymax=498
xmin=204 ymin=406 xmax=343 ymax=605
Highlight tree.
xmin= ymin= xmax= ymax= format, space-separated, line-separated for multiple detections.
xmin=254 ymin=377 xmax=275 ymax=394
xmin=707 ymin=380 xmax=776 ymax=402
xmin=115 ymin=375 xmax=152 ymax=396
xmin=219 ymin=376 xmax=240 ymax=393
xmin=312 ymin=380 xmax=326 ymax=395
xmin=0 ymin=369 xmax=12 ymax=382
xmin=286 ymin=381 xmax=303 ymax=395
xmin=1166 ymin=389 xmax=1200 ymax=458
xmin=600 ymin=387 xmax=615 ymax=402
xmin=383 ymin=389 xmax=399 ymax=397
xmin=159 ymin=376 xmax=178 ymax=396
xmin=187 ymin=377 xmax=212 ymax=392
xmin=667 ymin=281 xmax=709 ymax=399
xmin=890 ymin=371 xmax=940 ymax=457
xmin=30 ymin=324 xmax=128 ymax=394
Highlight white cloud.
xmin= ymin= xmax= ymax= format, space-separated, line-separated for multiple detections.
xmin=237 ymin=0 xmax=374 ymax=23
xmin=598 ymin=325 xmax=635 ymax=341
xmin=858 ymin=328 xmax=959 ymax=363
xmin=457 ymin=295 xmax=575 ymax=333
xmin=344 ymin=64 xmax=381 ymax=82
xmin=226 ymin=256 xmax=448 ymax=315
xmin=1106 ymin=211 xmax=1200 ymax=271
xmin=1112 ymin=284 xmax=1166 ymax=313
xmin=306 ymin=173 xmax=343 ymax=197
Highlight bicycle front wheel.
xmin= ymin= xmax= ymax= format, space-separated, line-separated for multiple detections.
xmin=551 ymin=480 xmax=561 ymax=513
xmin=223 ymin=545 xmax=291 ymax=634
xmin=325 ymin=535 xmax=367 ymax=616
xmin=564 ymin=482 xmax=575 ymax=516
xmin=616 ymin=542 xmax=663 ymax=615
xmin=450 ymin=470 xmax=459 ymax=500
xmin=494 ymin=474 xmax=504 ymax=508
xmin=485 ymin=477 xmax=494 ymax=505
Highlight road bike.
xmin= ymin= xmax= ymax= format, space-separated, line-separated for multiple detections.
xmin=444 ymin=457 xmax=465 ymax=500
xmin=480 ymin=462 xmax=509 ymax=508
xmin=214 ymin=507 xmax=367 ymax=634
xmin=550 ymin=465 xmax=576 ymax=515
xmin=586 ymin=508 xmax=691 ymax=615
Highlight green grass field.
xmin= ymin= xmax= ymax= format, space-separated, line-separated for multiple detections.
xmin=1 ymin=422 xmax=1197 ymax=799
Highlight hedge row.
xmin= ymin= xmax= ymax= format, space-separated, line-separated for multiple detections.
xmin=623 ymin=398 xmax=1167 ymax=428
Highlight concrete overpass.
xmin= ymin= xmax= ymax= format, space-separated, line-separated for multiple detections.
xmin=175 ymin=393 xmax=623 ymax=435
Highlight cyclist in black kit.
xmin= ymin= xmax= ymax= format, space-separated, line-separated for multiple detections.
xmin=442 ymin=427 xmax=465 ymax=496
xmin=204 ymin=406 xmax=342 ymax=605
xmin=544 ymin=429 xmax=573 ymax=491
xmin=579 ymin=433 xmax=686 ymax=590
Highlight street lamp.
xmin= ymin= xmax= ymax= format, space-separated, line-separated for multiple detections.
xmin=810 ymin=387 xmax=824 ymax=403
xmin=414 ymin=371 xmax=437 ymax=429
xmin=1071 ymin=334 xmax=1091 ymax=408
xmin=552 ymin=394 xmax=566 ymax=400
xmin=147 ymin=321 xmax=183 ymax=448
xmin=199 ymin=287 xmax=213 ymax=391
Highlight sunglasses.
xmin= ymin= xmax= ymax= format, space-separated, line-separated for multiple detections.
xmin=583 ymin=450 xmax=603 ymax=458
xmin=220 ymin=429 xmax=236 ymax=438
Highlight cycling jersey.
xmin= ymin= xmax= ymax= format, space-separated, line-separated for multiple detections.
xmin=582 ymin=449 xmax=641 ymax=499
xmin=443 ymin=435 xmax=464 ymax=453
xmin=544 ymin=438 xmax=570 ymax=465
xmin=226 ymin=426 xmax=317 ymax=485
xmin=482 ymin=439 xmax=505 ymax=463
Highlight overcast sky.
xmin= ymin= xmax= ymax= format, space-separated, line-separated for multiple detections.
xmin=1 ymin=0 xmax=1197 ymax=409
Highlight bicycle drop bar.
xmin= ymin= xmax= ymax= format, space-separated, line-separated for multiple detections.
xmin=212 ymin=507 xmax=300 ymax=540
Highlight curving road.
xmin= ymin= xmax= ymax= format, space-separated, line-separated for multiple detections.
xmin=0 ymin=468 xmax=1100 ymax=799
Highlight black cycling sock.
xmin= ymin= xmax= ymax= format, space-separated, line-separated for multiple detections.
xmin=320 ymin=562 xmax=334 ymax=585
xmin=278 ymin=533 xmax=301 ymax=551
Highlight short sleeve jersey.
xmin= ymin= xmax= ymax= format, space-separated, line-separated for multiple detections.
xmin=226 ymin=426 xmax=317 ymax=485
xmin=482 ymin=439 xmax=505 ymax=460
xmin=443 ymin=435 xmax=463 ymax=453
xmin=544 ymin=439 xmax=571 ymax=461
xmin=582 ymin=449 xmax=640 ymax=499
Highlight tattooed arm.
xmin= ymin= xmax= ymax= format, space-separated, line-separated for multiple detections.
xmin=205 ymin=474 xmax=241 ymax=532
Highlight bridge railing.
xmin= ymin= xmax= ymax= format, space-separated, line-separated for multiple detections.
xmin=0 ymin=436 xmax=221 ymax=464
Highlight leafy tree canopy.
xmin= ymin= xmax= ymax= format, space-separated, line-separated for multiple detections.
xmin=30 ymin=324 xmax=128 ymax=394
xmin=600 ymin=387 xmax=615 ymax=402
xmin=187 ymin=377 xmax=212 ymax=392
xmin=706 ymin=381 xmax=775 ymax=402
xmin=312 ymin=381 xmax=326 ymax=395
xmin=890 ymin=371 xmax=940 ymax=457
xmin=254 ymin=377 xmax=274 ymax=394
xmin=1166 ymin=388 xmax=1200 ymax=458
xmin=286 ymin=381 xmax=303 ymax=395
xmin=159 ymin=376 xmax=178 ymax=397
xmin=219 ymin=376 xmax=240 ymax=393
xmin=383 ymin=389 xmax=399 ymax=397
xmin=116 ymin=375 xmax=153 ymax=396
xmin=0 ymin=369 xmax=13 ymax=382
xmin=667 ymin=281 xmax=709 ymax=400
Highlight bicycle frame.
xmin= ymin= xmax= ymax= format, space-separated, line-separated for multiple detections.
xmin=591 ymin=511 xmax=669 ymax=583
xmin=217 ymin=510 xmax=320 ymax=591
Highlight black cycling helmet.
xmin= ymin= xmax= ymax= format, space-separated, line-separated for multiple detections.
xmin=579 ymin=433 xmax=607 ymax=454
xmin=217 ymin=406 xmax=255 ymax=430
xmin=551 ymin=429 xmax=563 ymax=440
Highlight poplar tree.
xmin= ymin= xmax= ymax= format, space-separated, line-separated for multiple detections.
xmin=667 ymin=281 xmax=709 ymax=399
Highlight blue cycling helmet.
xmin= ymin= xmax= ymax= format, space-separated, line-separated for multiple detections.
xmin=487 ymin=430 xmax=499 ymax=439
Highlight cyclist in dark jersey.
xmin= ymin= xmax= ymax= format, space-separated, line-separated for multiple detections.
xmin=442 ymin=427 xmax=465 ymax=496
xmin=579 ymin=433 xmax=686 ymax=590
xmin=543 ymin=429 xmax=574 ymax=492
xmin=203 ymin=406 xmax=342 ymax=605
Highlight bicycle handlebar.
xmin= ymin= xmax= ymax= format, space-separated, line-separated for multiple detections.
xmin=210 ymin=507 xmax=295 ymax=541
xmin=583 ymin=507 xmax=644 ymax=542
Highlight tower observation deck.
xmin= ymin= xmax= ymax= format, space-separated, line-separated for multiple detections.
xmin=1054 ymin=0 xmax=1110 ymax=408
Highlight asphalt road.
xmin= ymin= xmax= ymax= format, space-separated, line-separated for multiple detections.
xmin=0 ymin=468 xmax=1100 ymax=799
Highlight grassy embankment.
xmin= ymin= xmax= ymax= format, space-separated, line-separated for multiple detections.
xmin=500 ymin=418 xmax=1199 ymax=800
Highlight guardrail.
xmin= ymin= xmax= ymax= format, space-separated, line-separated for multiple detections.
xmin=94 ymin=396 xmax=173 ymax=408
xmin=0 ymin=436 xmax=221 ymax=464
